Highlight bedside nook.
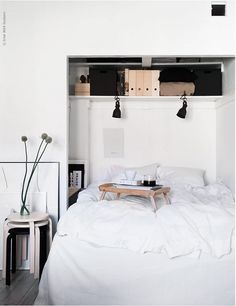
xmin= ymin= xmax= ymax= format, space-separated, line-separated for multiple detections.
xmin=68 ymin=187 xmax=81 ymax=207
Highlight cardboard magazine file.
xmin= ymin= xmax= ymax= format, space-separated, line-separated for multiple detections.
xmin=128 ymin=70 xmax=137 ymax=96
xmin=136 ymin=70 xmax=144 ymax=96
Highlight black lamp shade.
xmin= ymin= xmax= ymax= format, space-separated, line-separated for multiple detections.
xmin=112 ymin=97 xmax=121 ymax=118
xmin=176 ymin=101 xmax=187 ymax=119
xmin=112 ymin=106 xmax=121 ymax=118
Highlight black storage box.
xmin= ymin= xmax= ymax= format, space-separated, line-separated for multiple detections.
xmin=193 ymin=68 xmax=222 ymax=96
xmin=90 ymin=68 xmax=117 ymax=96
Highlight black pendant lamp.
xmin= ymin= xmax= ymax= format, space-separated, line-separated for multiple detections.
xmin=112 ymin=96 xmax=121 ymax=118
xmin=177 ymin=93 xmax=188 ymax=119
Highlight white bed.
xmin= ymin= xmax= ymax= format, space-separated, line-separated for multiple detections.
xmin=35 ymin=166 xmax=235 ymax=305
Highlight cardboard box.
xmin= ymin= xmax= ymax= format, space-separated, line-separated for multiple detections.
xmin=75 ymin=83 xmax=90 ymax=96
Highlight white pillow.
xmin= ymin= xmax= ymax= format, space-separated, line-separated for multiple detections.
xmin=106 ymin=165 xmax=125 ymax=180
xmin=156 ymin=166 xmax=205 ymax=187
xmin=112 ymin=163 xmax=159 ymax=182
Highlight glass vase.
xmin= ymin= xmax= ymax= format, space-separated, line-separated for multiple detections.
xmin=20 ymin=202 xmax=30 ymax=216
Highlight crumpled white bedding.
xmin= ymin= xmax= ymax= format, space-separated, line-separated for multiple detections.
xmin=57 ymin=182 xmax=234 ymax=259
xmin=35 ymin=234 xmax=235 ymax=305
xmin=35 ymin=181 xmax=235 ymax=305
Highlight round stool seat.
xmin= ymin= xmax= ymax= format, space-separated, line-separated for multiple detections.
xmin=7 ymin=212 xmax=49 ymax=223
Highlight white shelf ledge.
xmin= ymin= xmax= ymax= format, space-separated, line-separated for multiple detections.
xmin=69 ymin=95 xmax=223 ymax=103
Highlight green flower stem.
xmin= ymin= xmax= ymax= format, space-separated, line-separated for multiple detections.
xmin=35 ymin=142 xmax=49 ymax=165
xmin=21 ymin=138 xmax=45 ymax=211
xmin=22 ymin=142 xmax=49 ymax=205
xmin=21 ymin=141 xmax=28 ymax=204
xmin=32 ymin=139 xmax=44 ymax=172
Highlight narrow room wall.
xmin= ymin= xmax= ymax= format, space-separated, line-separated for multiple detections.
xmin=216 ymin=58 xmax=235 ymax=194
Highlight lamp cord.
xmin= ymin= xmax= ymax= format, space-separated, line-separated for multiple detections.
xmin=180 ymin=91 xmax=187 ymax=103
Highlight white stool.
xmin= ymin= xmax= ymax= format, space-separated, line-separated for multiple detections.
xmin=2 ymin=212 xmax=52 ymax=282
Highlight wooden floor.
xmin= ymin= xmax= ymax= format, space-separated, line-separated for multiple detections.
xmin=0 ymin=270 xmax=39 ymax=305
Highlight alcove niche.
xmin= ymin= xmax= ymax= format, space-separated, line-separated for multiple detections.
xmin=67 ymin=56 xmax=235 ymax=205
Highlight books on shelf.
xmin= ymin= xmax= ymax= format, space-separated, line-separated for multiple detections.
xmin=69 ymin=170 xmax=82 ymax=188
xmin=113 ymin=184 xmax=163 ymax=190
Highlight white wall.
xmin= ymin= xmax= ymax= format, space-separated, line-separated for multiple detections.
xmin=216 ymin=101 xmax=235 ymax=193
xmin=70 ymin=98 xmax=217 ymax=184
xmin=216 ymin=59 xmax=235 ymax=194
xmin=1 ymin=1 xmax=235 ymax=216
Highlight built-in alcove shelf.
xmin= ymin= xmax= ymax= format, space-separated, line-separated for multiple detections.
xmin=69 ymin=57 xmax=224 ymax=97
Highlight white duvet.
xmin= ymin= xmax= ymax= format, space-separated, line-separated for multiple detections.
xmin=58 ymin=182 xmax=235 ymax=259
